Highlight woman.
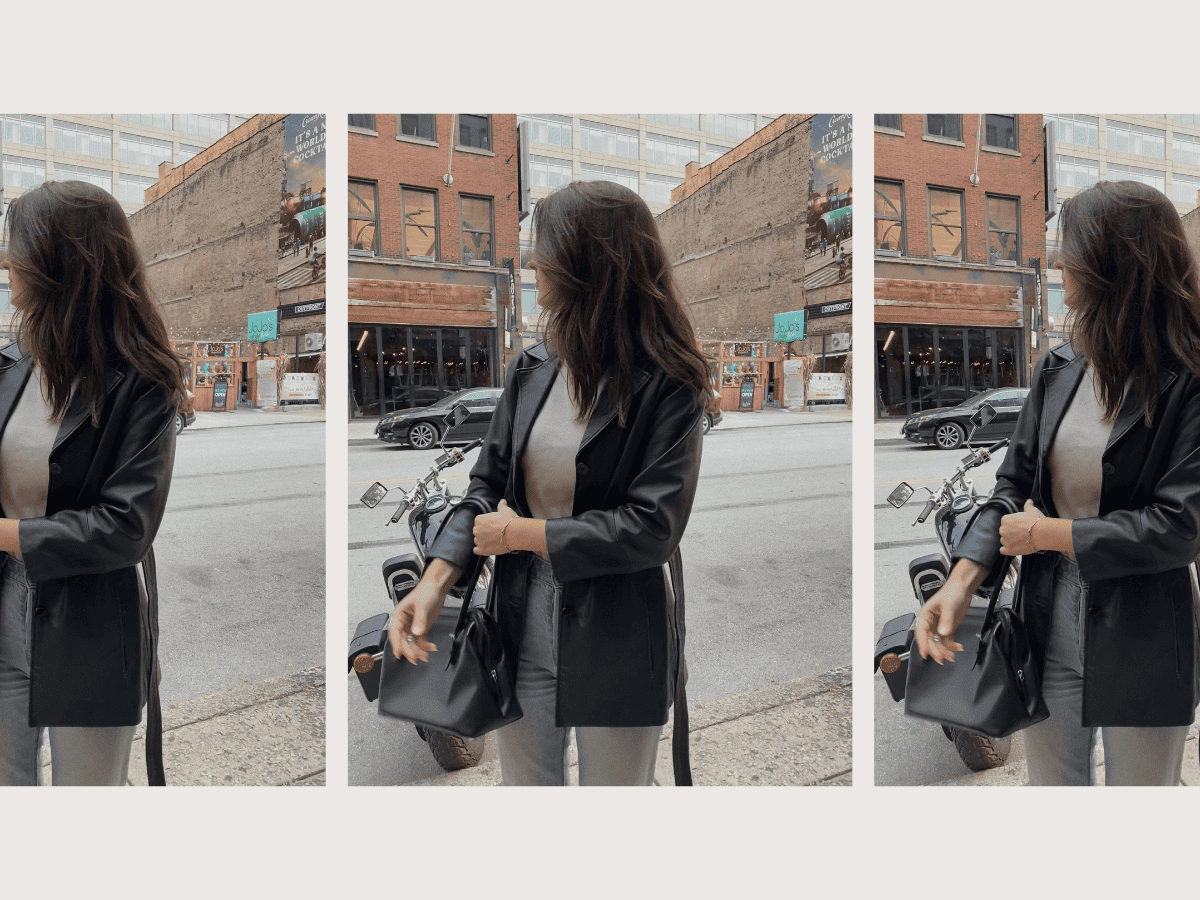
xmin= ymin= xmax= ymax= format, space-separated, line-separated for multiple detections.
xmin=387 ymin=181 xmax=714 ymax=786
xmin=0 ymin=181 xmax=183 ymax=785
xmin=915 ymin=180 xmax=1200 ymax=785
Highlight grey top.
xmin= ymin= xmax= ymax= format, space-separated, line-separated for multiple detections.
xmin=522 ymin=367 xmax=588 ymax=522
xmin=0 ymin=367 xmax=62 ymax=521
xmin=1048 ymin=364 xmax=1116 ymax=521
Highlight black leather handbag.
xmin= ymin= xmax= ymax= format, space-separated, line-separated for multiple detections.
xmin=904 ymin=554 xmax=1049 ymax=739
xmin=376 ymin=513 xmax=522 ymax=738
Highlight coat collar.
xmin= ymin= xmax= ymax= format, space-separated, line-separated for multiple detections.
xmin=1040 ymin=343 xmax=1179 ymax=459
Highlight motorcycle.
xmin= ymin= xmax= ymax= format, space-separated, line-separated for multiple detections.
xmin=874 ymin=404 xmax=1021 ymax=772
xmin=348 ymin=403 xmax=493 ymax=772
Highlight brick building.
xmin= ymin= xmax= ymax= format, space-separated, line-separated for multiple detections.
xmin=130 ymin=113 xmax=327 ymax=409
xmin=348 ymin=114 xmax=521 ymax=418
xmin=874 ymin=114 xmax=1049 ymax=419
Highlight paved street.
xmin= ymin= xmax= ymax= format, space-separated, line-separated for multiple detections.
xmin=348 ymin=414 xmax=852 ymax=785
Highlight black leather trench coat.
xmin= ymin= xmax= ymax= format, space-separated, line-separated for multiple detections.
xmin=0 ymin=342 xmax=175 ymax=783
xmin=428 ymin=344 xmax=703 ymax=734
xmin=956 ymin=343 xmax=1200 ymax=727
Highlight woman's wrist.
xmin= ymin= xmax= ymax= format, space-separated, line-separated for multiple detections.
xmin=423 ymin=557 xmax=461 ymax=592
xmin=501 ymin=516 xmax=548 ymax=555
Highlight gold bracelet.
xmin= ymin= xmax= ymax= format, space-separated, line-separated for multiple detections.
xmin=500 ymin=516 xmax=518 ymax=554
xmin=1027 ymin=518 xmax=1047 ymax=555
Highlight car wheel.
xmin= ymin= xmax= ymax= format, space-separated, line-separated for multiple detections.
xmin=701 ymin=414 xmax=713 ymax=436
xmin=935 ymin=421 xmax=965 ymax=450
xmin=175 ymin=413 xmax=186 ymax=436
xmin=406 ymin=421 xmax=439 ymax=449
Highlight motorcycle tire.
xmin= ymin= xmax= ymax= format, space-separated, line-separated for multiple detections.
xmin=426 ymin=731 xmax=485 ymax=772
xmin=414 ymin=725 xmax=429 ymax=742
xmin=951 ymin=729 xmax=1011 ymax=772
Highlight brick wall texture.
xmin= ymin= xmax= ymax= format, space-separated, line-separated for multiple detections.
xmin=656 ymin=117 xmax=811 ymax=342
xmin=130 ymin=117 xmax=325 ymax=344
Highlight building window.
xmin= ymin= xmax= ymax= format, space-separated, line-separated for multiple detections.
xmin=117 ymin=113 xmax=172 ymax=131
xmin=52 ymin=163 xmax=112 ymax=192
xmin=874 ymin=180 xmax=905 ymax=253
xmin=1056 ymin=155 xmax=1100 ymax=190
xmin=1173 ymin=132 xmax=1200 ymax=167
xmin=0 ymin=287 xmax=11 ymax=316
xmin=579 ymin=120 xmax=639 ymax=159
xmin=53 ymin=120 xmax=112 ymax=159
xmin=578 ymin=163 xmax=639 ymax=194
xmin=984 ymin=115 xmax=1017 ymax=150
xmin=1171 ymin=172 xmax=1200 ymax=205
xmin=1106 ymin=120 xmax=1166 ymax=159
xmin=519 ymin=115 xmax=572 ymax=148
xmin=924 ymin=115 xmax=962 ymax=141
xmin=520 ymin=238 xmax=536 ymax=269
xmin=522 ymin=287 xmax=542 ymax=329
xmin=177 ymin=143 xmax=204 ymax=164
xmin=119 ymin=133 xmax=173 ymax=168
xmin=116 ymin=173 xmax=157 ymax=205
xmin=348 ymin=114 xmax=376 ymax=131
xmin=401 ymin=187 xmax=438 ymax=259
xmin=460 ymin=195 xmax=493 ymax=264
xmin=176 ymin=114 xmax=229 ymax=141
xmin=644 ymin=132 xmax=699 ymax=168
xmin=986 ymin=195 xmax=1020 ymax=265
xmin=705 ymin=114 xmax=755 ymax=143
xmin=1046 ymin=286 xmax=1068 ymax=330
xmin=458 ymin=115 xmax=491 ymax=151
xmin=646 ymin=114 xmax=700 ymax=130
xmin=529 ymin=154 xmax=572 ymax=189
xmin=1 ymin=115 xmax=45 ymax=148
xmin=874 ymin=114 xmax=902 ymax=131
xmin=1170 ymin=114 xmax=1200 ymax=127
xmin=704 ymin=143 xmax=731 ymax=164
xmin=349 ymin=180 xmax=379 ymax=254
xmin=1106 ymin=161 xmax=1165 ymax=192
xmin=928 ymin=187 xmax=964 ymax=259
xmin=399 ymin=115 xmax=436 ymax=142
xmin=1045 ymin=114 xmax=1099 ymax=148
xmin=2 ymin=155 xmax=46 ymax=190
xmin=643 ymin=173 xmax=683 ymax=205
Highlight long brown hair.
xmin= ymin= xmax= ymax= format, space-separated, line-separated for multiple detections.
xmin=2 ymin=180 xmax=186 ymax=424
xmin=1057 ymin=180 xmax=1200 ymax=423
xmin=532 ymin=181 xmax=714 ymax=425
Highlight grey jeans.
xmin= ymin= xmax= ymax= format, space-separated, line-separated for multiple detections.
xmin=1023 ymin=554 xmax=1189 ymax=786
xmin=0 ymin=555 xmax=136 ymax=786
xmin=496 ymin=554 xmax=662 ymax=786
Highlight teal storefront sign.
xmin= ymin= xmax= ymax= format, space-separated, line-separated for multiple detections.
xmin=773 ymin=310 xmax=806 ymax=342
xmin=248 ymin=310 xmax=279 ymax=342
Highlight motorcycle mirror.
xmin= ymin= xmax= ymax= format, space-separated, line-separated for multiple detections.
xmin=970 ymin=403 xmax=998 ymax=431
xmin=360 ymin=482 xmax=389 ymax=509
xmin=886 ymin=482 xmax=915 ymax=508
xmin=442 ymin=402 xmax=471 ymax=430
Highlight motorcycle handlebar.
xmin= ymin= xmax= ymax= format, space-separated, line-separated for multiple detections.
xmin=388 ymin=498 xmax=411 ymax=525
xmin=915 ymin=498 xmax=936 ymax=524
xmin=986 ymin=439 xmax=1008 ymax=456
xmin=462 ymin=439 xmax=483 ymax=454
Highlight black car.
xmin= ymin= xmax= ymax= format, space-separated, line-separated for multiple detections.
xmin=375 ymin=387 xmax=504 ymax=449
xmin=901 ymin=387 xmax=1030 ymax=449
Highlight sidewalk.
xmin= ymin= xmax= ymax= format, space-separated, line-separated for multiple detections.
xmin=348 ymin=404 xmax=851 ymax=444
xmin=42 ymin=668 xmax=327 ymax=786
xmin=187 ymin=405 xmax=325 ymax=431
xmin=928 ymin=723 xmax=1200 ymax=786
xmin=406 ymin=666 xmax=852 ymax=786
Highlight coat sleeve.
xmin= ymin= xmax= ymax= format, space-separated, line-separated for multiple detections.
xmin=951 ymin=355 xmax=1047 ymax=580
xmin=18 ymin=378 xmax=177 ymax=582
xmin=424 ymin=356 xmax=520 ymax=575
xmin=544 ymin=380 xmax=704 ymax=580
xmin=1072 ymin=380 xmax=1200 ymax=581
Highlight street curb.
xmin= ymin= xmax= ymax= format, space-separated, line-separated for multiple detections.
xmin=924 ymin=724 xmax=1200 ymax=787
xmin=186 ymin=409 xmax=326 ymax=432
xmin=405 ymin=666 xmax=852 ymax=787
xmin=98 ymin=667 xmax=327 ymax=786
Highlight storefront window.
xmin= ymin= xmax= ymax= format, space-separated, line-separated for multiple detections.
xmin=351 ymin=326 xmax=380 ymax=417
xmin=876 ymin=327 xmax=906 ymax=417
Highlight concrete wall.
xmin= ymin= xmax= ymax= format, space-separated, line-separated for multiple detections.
xmin=656 ymin=118 xmax=811 ymax=342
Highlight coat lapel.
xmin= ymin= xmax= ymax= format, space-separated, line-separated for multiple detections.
xmin=1104 ymin=364 xmax=1177 ymax=455
xmin=0 ymin=343 xmax=33 ymax=442
xmin=1038 ymin=347 xmax=1085 ymax=465
xmin=578 ymin=366 xmax=652 ymax=455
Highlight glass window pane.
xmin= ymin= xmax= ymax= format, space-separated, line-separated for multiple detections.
xmin=349 ymin=114 xmax=376 ymax=130
xmin=929 ymin=189 xmax=963 ymax=258
xmin=985 ymin=115 xmax=1017 ymax=150
xmin=966 ymin=330 xmax=993 ymax=393
xmin=705 ymin=114 xmax=756 ymax=142
xmin=3 ymin=155 xmax=46 ymax=190
xmin=926 ymin=115 xmax=962 ymax=141
xmin=530 ymin=154 xmax=572 ymax=189
xmin=410 ymin=328 xmax=439 ymax=404
xmin=876 ymin=326 xmax=907 ymax=416
xmin=936 ymin=330 xmax=967 ymax=406
xmin=996 ymin=331 xmax=1020 ymax=387
xmin=2 ymin=115 xmax=46 ymax=148
xmin=874 ymin=114 xmax=902 ymax=130
xmin=351 ymin=327 xmax=380 ymax=417
xmin=460 ymin=197 xmax=493 ymax=264
xmin=906 ymin=326 xmax=936 ymax=413
xmin=402 ymin=188 xmax=437 ymax=258
xmin=519 ymin=115 xmax=572 ymax=148
xmin=874 ymin=181 xmax=904 ymax=251
xmin=459 ymin=115 xmax=491 ymax=150
xmin=399 ymin=115 xmax=435 ymax=141
xmin=579 ymin=120 xmax=639 ymax=159
xmin=380 ymin=326 xmax=408 ymax=414
xmin=53 ymin=120 xmax=112 ymax=159
xmin=349 ymin=181 xmax=379 ymax=253
xmin=986 ymin=196 xmax=1019 ymax=264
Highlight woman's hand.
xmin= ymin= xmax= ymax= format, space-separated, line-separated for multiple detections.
xmin=913 ymin=559 xmax=988 ymax=664
xmin=387 ymin=559 xmax=459 ymax=663
xmin=473 ymin=499 xmax=519 ymax=556
xmin=1000 ymin=499 xmax=1047 ymax=556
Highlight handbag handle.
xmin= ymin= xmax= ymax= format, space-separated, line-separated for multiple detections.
xmin=972 ymin=495 xmax=1020 ymax=668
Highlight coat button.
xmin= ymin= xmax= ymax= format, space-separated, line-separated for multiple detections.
xmin=49 ymin=463 xmax=62 ymax=476
xmin=561 ymin=606 xmax=570 ymax=615
xmin=1102 ymin=463 xmax=1115 ymax=475
xmin=576 ymin=463 xmax=588 ymax=475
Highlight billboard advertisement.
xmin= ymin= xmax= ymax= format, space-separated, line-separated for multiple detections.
xmin=805 ymin=114 xmax=853 ymax=289
xmin=279 ymin=114 xmax=327 ymax=290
